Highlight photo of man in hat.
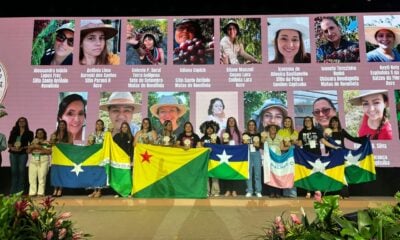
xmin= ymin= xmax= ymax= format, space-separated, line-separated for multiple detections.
xmin=364 ymin=15 xmax=400 ymax=62
xmin=99 ymin=92 xmax=142 ymax=136
xmin=149 ymin=92 xmax=189 ymax=136
xmin=31 ymin=20 xmax=75 ymax=65
xmin=220 ymin=18 xmax=260 ymax=64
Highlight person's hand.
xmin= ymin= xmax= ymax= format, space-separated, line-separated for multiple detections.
xmin=126 ymin=23 xmax=139 ymax=45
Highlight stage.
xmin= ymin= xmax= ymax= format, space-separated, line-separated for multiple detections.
xmin=45 ymin=196 xmax=395 ymax=240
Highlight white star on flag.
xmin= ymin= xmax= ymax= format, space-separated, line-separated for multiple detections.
xmin=344 ymin=151 xmax=361 ymax=166
xmin=308 ymin=158 xmax=329 ymax=174
xmin=217 ymin=150 xmax=232 ymax=164
xmin=71 ymin=163 xmax=84 ymax=176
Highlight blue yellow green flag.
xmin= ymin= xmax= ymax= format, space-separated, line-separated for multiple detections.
xmin=51 ymin=143 xmax=106 ymax=188
xmin=294 ymin=147 xmax=345 ymax=192
xmin=102 ymin=132 xmax=132 ymax=197
xmin=205 ymin=143 xmax=249 ymax=180
xmin=133 ymin=144 xmax=210 ymax=198
xmin=344 ymin=139 xmax=376 ymax=184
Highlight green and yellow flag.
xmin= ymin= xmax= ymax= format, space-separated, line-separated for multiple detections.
xmin=102 ymin=132 xmax=132 ymax=197
xmin=133 ymin=144 xmax=210 ymax=198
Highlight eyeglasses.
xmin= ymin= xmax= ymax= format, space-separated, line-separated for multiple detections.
xmin=56 ymin=32 xmax=74 ymax=47
xmin=312 ymin=107 xmax=331 ymax=116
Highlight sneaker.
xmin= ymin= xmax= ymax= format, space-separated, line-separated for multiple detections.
xmin=256 ymin=193 xmax=262 ymax=198
xmin=213 ymin=193 xmax=220 ymax=197
xmin=232 ymin=191 xmax=237 ymax=197
xmin=245 ymin=192 xmax=252 ymax=197
xmin=224 ymin=191 xmax=231 ymax=197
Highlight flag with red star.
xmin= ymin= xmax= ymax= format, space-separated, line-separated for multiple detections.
xmin=133 ymin=144 xmax=210 ymax=198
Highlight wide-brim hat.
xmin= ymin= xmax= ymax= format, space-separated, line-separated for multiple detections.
xmin=365 ymin=25 xmax=400 ymax=46
xmin=349 ymin=90 xmax=388 ymax=106
xmin=99 ymin=92 xmax=141 ymax=113
xmin=56 ymin=22 xmax=74 ymax=33
xmin=223 ymin=20 xmax=241 ymax=35
xmin=80 ymin=19 xmax=118 ymax=40
xmin=268 ymin=17 xmax=309 ymax=43
xmin=150 ymin=95 xmax=187 ymax=119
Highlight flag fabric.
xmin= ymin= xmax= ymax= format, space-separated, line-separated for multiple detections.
xmin=344 ymin=139 xmax=376 ymax=184
xmin=51 ymin=143 xmax=106 ymax=188
xmin=294 ymin=147 xmax=346 ymax=192
xmin=102 ymin=132 xmax=132 ymax=197
xmin=263 ymin=144 xmax=295 ymax=189
xmin=205 ymin=143 xmax=249 ymax=180
xmin=133 ymin=144 xmax=210 ymax=198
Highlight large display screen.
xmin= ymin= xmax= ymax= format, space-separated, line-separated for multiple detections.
xmin=0 ymin=13 xmax=399 ymax=167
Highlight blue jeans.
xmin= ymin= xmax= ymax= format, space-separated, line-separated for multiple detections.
xmin=10 ymin=153 xmax=28 ymax=194
xmin=283 ymin=187 xmax=297 ymax=198
xmin=246 ymin=151 xmax=262 ymax=194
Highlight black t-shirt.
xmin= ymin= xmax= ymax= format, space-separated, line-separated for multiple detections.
xmin=298 ymin=128 xmax=323 ymax=155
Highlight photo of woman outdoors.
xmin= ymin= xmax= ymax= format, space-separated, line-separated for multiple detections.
xmin=126 ymin=19 xmax=167 ymax=65
xmin=344 ymin=90 xmax=392 ymax=140
xmin=220 ymin=18 xmax=261 ymax=64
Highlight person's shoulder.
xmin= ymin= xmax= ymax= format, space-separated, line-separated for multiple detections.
xmin=108 ymin=53 xmax=120 ymax=65
xmin=40 ymin=49 xmax=55 ymax=65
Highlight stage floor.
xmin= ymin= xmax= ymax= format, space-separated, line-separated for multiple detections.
xmin=44 ymin=196 xmax=395 ymax=240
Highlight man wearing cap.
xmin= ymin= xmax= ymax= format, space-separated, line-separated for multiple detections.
xmin=100 ymin=92 xmax=141 ymax=136
xmin=150 ymin=95 xmax=188 ymax=136
xmin=252 ymin=98 xmax=288 ymax=132
xmin=40 ymin=21 xmax=74 ymax=65
xmin=365 ymin=24 xmax=400 ymax=62
xmin=220 ymin=19 xmax=259 ymax=64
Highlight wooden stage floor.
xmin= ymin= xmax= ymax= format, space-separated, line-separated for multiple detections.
xmin=47 ymin=196 xmax=396 ymax=240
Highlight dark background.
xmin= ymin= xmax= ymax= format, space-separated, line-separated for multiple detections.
xmin=2 ymin=0 xmax=399 ymax=17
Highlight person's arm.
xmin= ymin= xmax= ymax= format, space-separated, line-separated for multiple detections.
xmin=158 ymin=48 xmax=165 ymax=65
xmin=0 ymin=134 xmax=7 ymax=151
xmin=320 ymin=138 xmax=340 ymax=150
xmin=342 ymin=129 xmax=363 ymax=144
xmin=67 ymin=132 xmax=74 ymax=144
xmin=238 ymin=44 xmax=258 ymax=63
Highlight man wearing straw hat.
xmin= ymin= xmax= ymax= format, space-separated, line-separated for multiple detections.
xmin=100 ymin=92 xmax=141 ymax=136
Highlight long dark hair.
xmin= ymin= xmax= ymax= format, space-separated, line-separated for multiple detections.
xmin=10 ymin=117 xmax=31 ymax=136
xmin=225 ymin=117 xmax=241 ymax=142
xmin=35 ymin=128 xmax=48 ymax=140
xmin=270 ymin=29 xmax=310 ymax=63
xmin=79 ymin=30 xmax=110 ymax=65
xmin=57 ymin=93 xmax=87 ymax=121
xmin=208 ymin=98 xmax=225 ymax=115
xmin=56 ymin=120 xmax=70 ymax=143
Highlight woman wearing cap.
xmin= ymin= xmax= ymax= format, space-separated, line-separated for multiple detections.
xmin=349 ymin=90 xmax=392 ymax=140
xmin=269 ymin=17 xmax=311 ymax=64
xmin=57 ymin=93 xmax=86 ymax=143
xmin=252 ymin=98 xmax=288 ymax=133
xmin=365 ymin=25 xmax=400 ymax=62
xmin=79 ymin=19 xmax=120 ymax=65
xmin=220 ymin=19 xmax=259 ymax=64
xmin=40 ymin=21 xmax=74 ymax=65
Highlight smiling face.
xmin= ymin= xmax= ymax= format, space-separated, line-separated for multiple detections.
xmin=262 ymin=107 xmax=284 ymax=128
xmin=277 ymin=29 xmax=301 ymax=63
xmin=108 ymin=105 xmax=134 ymax=130
xmin=361 ymin=93 xmax=387 ymax=122
xmin=61 ymin=100 xmax=85 ymax=140
xmin=320 ymin=18 xmax=342 ymax=44
xmin=313 ymin=99 xmax=337 ymax=128
xmin=375 ymin=29 xmax=396 ymax=50
xmin=54 ymin=30 xmax=74 ymax=58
